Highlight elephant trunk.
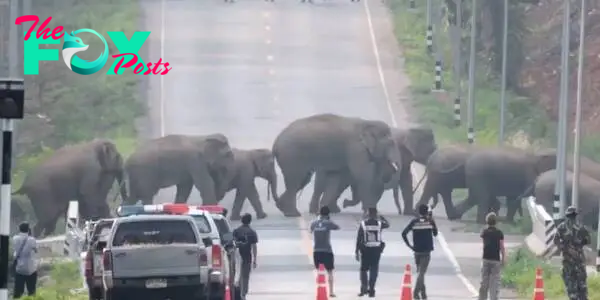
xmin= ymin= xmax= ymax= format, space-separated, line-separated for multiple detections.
xmin=266 ymin=171 xmax=279 ymax=202
xmin=116 ymin=169 xmax=128 ymax=203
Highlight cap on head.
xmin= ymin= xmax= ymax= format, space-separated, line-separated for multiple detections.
xmin=418 ymin=204 xmax=429 ymax=216
xmin=319 ymin=206 xmax=330 ymax=216
xmin=565 ymin=206 xmax=578 ymax=217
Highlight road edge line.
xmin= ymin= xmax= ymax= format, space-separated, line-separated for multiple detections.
xmin=361 ymin=0 xmax=478 ymax=296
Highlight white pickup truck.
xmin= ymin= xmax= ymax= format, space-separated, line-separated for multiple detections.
xmin=116 ymin=204 xmax=240 ymax=300
xmin=101 ymin=214 xmax=209 ymax=300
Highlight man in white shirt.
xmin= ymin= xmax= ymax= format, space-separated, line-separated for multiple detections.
xmin=12 ymin=222 xmax=38 ymax=298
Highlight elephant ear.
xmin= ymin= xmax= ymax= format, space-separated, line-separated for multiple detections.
xmin=359 ymin=124 xmax=379 ymax=159
xmin=95 ymin=140 xmax=122 ymax=172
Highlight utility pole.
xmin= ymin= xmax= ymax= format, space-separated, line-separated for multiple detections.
xmin=432 ymin=0 xmax=443 ymax=92
xmin=498 ymin=0 xmax=508 ymax=145
xmin=553 ymin=0 xmax=571 ymax=221
xmin=426 ymin=0 xmax=433 ymax=53
xmin=8 ymin=0 xmax=18 ymax=77
xmin=0 ymin=78 xmax=25 ymax=300
xmin=466 ymin=0 xmax=477 ymax=144
xmin=453 ymin=0 xmax=462 ymax=127
xmin=572 ymin=0 xmax=587 ymax=210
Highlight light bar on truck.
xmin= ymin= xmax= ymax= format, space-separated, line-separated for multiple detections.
xmin=197 ymin=205 xmax=225 ymax=214
xmin=116 ymin=203 xmax=226 ymax=217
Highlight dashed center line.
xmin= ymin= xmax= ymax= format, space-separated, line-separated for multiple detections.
xmin=267 ymin=55 xmax=274 ymax=61
xmin=265 ymin=25 xmax=271 ymax=31
xmin=266 ymin=39 xmax=272 ymax=44
xmin=268 ymin=69 xmax=275 ymax=75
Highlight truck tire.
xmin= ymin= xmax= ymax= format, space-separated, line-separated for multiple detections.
xmin=88 ymin=287 xmax=103 ymax=300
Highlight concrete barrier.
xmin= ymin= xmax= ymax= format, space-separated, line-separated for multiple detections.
xmin=524 ymin=196 xmax=559 ymax=258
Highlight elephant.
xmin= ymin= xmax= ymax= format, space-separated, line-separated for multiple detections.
xmin=452 ymin=147 xmax=557 ymax=224
xmin=532 ymin=170 xmax=600 ymax=230
xmin=124 ymin=134 xmax=235 ymax=205
xmin=13 ymin=139 xmax=126 ymax=238
xmin=414 ymin=144 xmax=486 ymax=219
xmin=220 ymin=148 xmax=278 ymax=221
xmin=309 ymin=125 xmax=437 ymax=215
xmin=272 ymin=113 xmax=403 ymax=217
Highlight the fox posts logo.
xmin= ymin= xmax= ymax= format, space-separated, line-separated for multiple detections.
xmin=16 ymin=15 xmax=171 ymax=75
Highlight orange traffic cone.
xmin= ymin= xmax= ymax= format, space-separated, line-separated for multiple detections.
xmin=400 ymin=264 xmax=413 ymax=300
xmin=532 ymin=267 xmax=545 ymax=300
xmin=316 ymin=264 xmax=329 ymax=300
xmin=224 ymin=277 xmax=232 ymax=300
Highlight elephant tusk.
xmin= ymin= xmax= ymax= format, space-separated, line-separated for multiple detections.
xmin=391 ymin=162 xmax=399 ymax=171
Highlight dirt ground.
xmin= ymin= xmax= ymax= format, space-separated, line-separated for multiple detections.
xmin=519 ymin=0 xmax=600 ymax=135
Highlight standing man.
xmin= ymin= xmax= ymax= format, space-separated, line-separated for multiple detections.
xmin=233 ymin=213 xmax=258 ymax=300
xmin=553 ymin=206 xmax=590 ymax=300
xmin=478 ymin=212 xmax=505 ymax=300
xmin=401 ymin=204 xmax=438 ymax=300
xmin=310 ymin=206 xmax=340 ymax=297
xmin=12 ymin=222 xmax=38 ymax=298
xmin=355 ymin=207 xmax=389 ymax=297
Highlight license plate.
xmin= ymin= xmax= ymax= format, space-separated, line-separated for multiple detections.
xmin=145 ymin=279 xmax=167 ymax=289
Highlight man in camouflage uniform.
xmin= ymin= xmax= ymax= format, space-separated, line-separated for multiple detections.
xmin=553 ymin=206 xmax=590 ymax=300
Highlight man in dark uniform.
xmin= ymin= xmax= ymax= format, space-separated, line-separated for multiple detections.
xmin=402 ymin=204 xmax=438 ymax=300
xmin=232 ymin=213 xmax=258 ymax=300
xmin=354 ymin=207 xmax=389 ymax=297
xmin=553 ymin=206 xmax=590 ymax=300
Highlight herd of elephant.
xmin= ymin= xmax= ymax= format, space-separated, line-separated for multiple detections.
xmin=13 ymin=113 xmax=600 ymax=238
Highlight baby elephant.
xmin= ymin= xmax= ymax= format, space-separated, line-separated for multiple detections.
xmin=223 ymin=148 xmax=279 ymax=220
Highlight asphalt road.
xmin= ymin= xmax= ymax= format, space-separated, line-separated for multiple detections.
xmin=140 ymin=0 xmax=521 ymax=299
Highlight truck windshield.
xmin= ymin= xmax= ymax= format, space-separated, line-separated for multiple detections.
xmin=191 ymin=215 xmax=212 ymax=233
xmin=112 ymin=220 xmax=197 ymax=246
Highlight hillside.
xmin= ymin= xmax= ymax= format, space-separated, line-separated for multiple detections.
xmin=520 ymin=0 xmax=600 ymax=136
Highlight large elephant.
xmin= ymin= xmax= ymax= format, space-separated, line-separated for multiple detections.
xmin=453 ymin=147 xmax=557 ymax=223
xmin=310 ymin=125 xmax=437 ymax=215
xmin=220 ymin=148 xmax=278 ymax=220
xmin=13 ymin=139 xmax=126 ymax=237
xmin=414 ymin=144 xmax=486 ymax=219
xmin=272 ymin=114 xmax=403 ymax=217
xmin=124 ymin=134 xmax=235 ymax=205
xmin=533 ymin=170 xmax=600 ymax=230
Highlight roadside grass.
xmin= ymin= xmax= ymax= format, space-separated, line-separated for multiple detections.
xmin=388 ymin=0 xmax=547 ymax=235
xmin=388 ymin=0 xmax=600 ymax=297
xmin=501 ymin=247 xmax=600 ymax=300
xmin=19 ymin=261 xmax=87 ymax=300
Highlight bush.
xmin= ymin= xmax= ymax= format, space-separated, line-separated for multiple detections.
xmin=501 ymin=247 xmax=600 ymax=300
xmin=19 ymin=261 xmax=87 ymax=300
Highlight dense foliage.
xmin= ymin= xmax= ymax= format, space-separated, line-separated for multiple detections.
xmin=8 ymin=0 xmax=143 ymax=229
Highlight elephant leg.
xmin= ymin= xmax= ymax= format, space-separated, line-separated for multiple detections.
xmin=175 ymin=179 xmax=193 ymax=204
xmin=439 ymin=189 xmax=459 ymax=219
xmin=399 ymin=167 xmax=414 ymax=215
xmin=246 ymin=184 xmax=267 ymax=219
xmin=309 ymin=171 xmax=328 ymax=214
xmin=321 ymin=174 xmax=347 ymax=213
xmin=277 ymin=167 xmax=311 ymax=217
xmin=230 ymin=189 xmax=245 ymax=221
xmin=348 ymin=160 xmax=378 ymax=210
xmin=415 ymin=177 xmax=437 ymax=211
xmin=504 ymin=196 xmax=520 ymax=223
xmin=452 ymin=195 xmax=478 ymax=221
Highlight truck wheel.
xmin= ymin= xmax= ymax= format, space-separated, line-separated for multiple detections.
xmin=88 ymin=287 xmax=102 ymax=300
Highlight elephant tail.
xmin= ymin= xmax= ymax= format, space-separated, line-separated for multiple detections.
xmin=412 ymin=170 xmax=428 ymax=194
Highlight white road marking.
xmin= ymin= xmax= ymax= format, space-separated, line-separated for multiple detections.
xmin=159 ymin=0 xmax=166 ymax=137
xmin=268 ymin=69 xmax=275 ymax=75
xmin=362 ymin=0 xmax=479 ymax=296
xmin=263 ymin=12 xmax=270 ymax=18
xmin=266 ymin=39 xmax=272 ymax=44
xmin=265 ymin=25 xmax=271 ymax=31
xmin=267 ymin=55 xmax=274 ymax=61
